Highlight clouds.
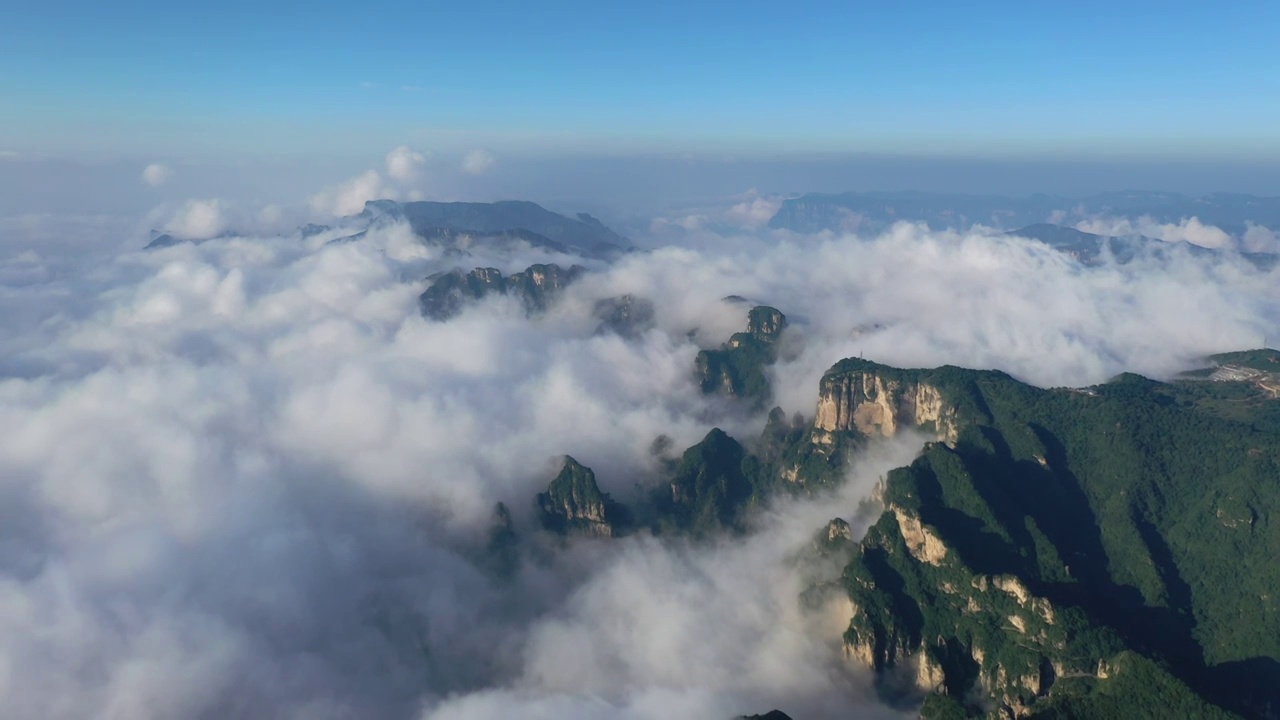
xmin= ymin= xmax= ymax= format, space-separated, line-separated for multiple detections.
xmin=164 ymin=198 xmax=229 ymax=239
xmin=142 ymin=163 xmax=174 ymax=187
xmin=309 ymin=170 xmax=398 ymax=217
xmin=2 ymin=206 xmax=1280 ymax=719
xmin=387 ymin=146 xmax=427 ymax=182
xmin=309 ymin=146 xmax=435 ymax=217
xmin=461 ymin=149 xmax=497 ymax=176
xmin=722 ymin=193 xmax=783 ymax=229
xmin=1243 ymin=222 xmax=1280 ymax=253
xmin=1075 ymin=214 xmax=1235 ymax=249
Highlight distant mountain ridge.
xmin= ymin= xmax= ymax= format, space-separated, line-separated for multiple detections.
xmin=768 ymin=190 xmax=1280 ymax=237
xmin=145 ymin=199 xmax=630 ymax=259
xmin=361 ymin=199 xmax=629 ymax=259
xmin=1008 ymin=223 xmax=1280 ymax=268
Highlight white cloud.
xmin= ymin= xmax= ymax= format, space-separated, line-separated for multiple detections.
xmin=0 ymin=150 xmax=19 ymax=160
xmin=1075 ymin=215 xmax=1235 ymax=250
xmin=1243 ymin=222 xmax=1280 ymax=253
xmin=141 ymin=163 xmax=174 ymax=187
xmin=386 ymin=146 xmax=427 ymax=182
xmin=461 ymin=149 xmax=496 ymax=176
xmin=723 ymin=196 xmax=782 ymax=229
xmin=309 ymin=170 xmax=396 ymax=217
xmin=164 ymin=199 xmax=228 ymax=239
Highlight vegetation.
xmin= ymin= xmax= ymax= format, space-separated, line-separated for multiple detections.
xmin=696 ymin=306 xmax=788 ymax=407
xmin=418 ymin=263 xmax=584 ymax=320
xmin=820 ymin=359 xmax=1280 ymax=717
xmin=518 ymin=345 xmax=1280 ymax=718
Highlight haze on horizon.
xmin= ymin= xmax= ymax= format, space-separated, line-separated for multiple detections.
xmin=4 ymin=0 xmax=1280 ymax=215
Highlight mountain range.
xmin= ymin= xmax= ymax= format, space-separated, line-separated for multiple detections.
xmin=504 ymin=316 xmax=1280 ymax=718
xmin=768 ymin=190 xmax=1280 ymax=237
xmin=146 ymin=199 xmax=631 ymax=259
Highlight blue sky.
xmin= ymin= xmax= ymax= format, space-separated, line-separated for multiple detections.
xmin=2 ymin=0 xmax=1279 ymax=161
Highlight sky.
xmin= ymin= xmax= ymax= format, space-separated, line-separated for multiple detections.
xmin=4 ymin=0 xmax=1280 ymax=162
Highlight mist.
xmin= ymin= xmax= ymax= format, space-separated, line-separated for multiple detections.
xmin=2 ymin=191 xmax=1280 ymax=718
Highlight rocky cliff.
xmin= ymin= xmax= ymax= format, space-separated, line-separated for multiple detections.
xmin=695 ymin=305 xmax=788 ymax=406
xmin=813 ymin=370 xmax=959 ymax=443
xmin=536 ymin=457 xmax=626 ymax=538
xmin=807 ymin=361 xmax=1280 ymax=718
xmin=419 ymin=263 xmax=585 ymax=320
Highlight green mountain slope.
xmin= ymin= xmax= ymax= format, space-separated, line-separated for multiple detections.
xmin=809 ymin=358 xmax=1280 ymax=717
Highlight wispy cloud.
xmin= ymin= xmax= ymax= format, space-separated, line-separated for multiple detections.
xmin=141 ymin=163 xmax=174 ymax=187
xmin=386 ymin=146 xmax=427 ymax=182
xmin=309 ymin=170 xmax=396 ymax=216
xmin=460 ymin=149 xmax=496 ymax=176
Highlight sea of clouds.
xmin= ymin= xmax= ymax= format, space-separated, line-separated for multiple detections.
xmin=2 ymin=174 xmax=1280 ymax=719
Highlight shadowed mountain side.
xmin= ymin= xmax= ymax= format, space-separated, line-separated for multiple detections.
xmin=798 ymin=357 xmax=1280 ymax=717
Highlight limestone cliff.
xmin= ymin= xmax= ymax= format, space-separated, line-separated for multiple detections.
xmin=813 ymin=367 xmax=959 ymax=443
xmin=814 ymin=358 xmax=1267 ymax=718
xmin=536 ymin=457 xmax=625 ymax=538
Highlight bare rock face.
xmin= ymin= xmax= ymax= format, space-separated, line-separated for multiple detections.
xmin=746 ymin=305 xmax=787 ymax=344
xmin=536 ymin=456 xmax=625 ymax=538
xmin=890 ymin=505 xmax=949 ymax=565
xmin=813 ymin=370 xmax=958 ymax=443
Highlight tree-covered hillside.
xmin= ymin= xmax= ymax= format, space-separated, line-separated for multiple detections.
xmin=820 ymin=359 xmax=1280 ymax=718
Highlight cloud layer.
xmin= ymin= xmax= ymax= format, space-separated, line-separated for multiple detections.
xmin=141 ymin=163 xmax=174 ymax=187
xmin=461 ymin=150 xmax=496 ymax=176
xmin=2 ymin=208 xmax=1280 ymax=719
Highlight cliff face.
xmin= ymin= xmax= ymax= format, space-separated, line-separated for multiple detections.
xmin=813 ymin=370 xmax=958 ymax=443
xmin=841 ymin=489 xmax=1096 ymax=718
xmin=419 ymin=263 xmax=585 ymax=320
xmin=696 ymin=305 xmax=788 ymax=406
xmin=536 ymin=457 xmax=624 ymax=538
xmin=812 ymin=359 xmax=1280 ymax=718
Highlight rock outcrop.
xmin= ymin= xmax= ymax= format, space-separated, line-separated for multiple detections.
xmin=655 ymin=428 xmax=755 ymax=535
xmin=814 ymin=369 xmax=958 ymax=442
xmin=593 ymin=294 xmax=655 ymax=338
xmin=695 ymin=305 xmax=788 ymax=406
xmin=419 ymin=263 xmax=585 ymax=320
xmin=536 ymin=456 xmax=626 ymax=538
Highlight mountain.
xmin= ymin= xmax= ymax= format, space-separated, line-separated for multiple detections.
xmin=592 ymin=294 xmax=656 ymax=338
xmin=418 ymin=263 xmax=585 ymax=321
xmin=145 ymin=199 xmax=630 ymax=258
xmin=1009 ymin=223 xmax=1280 ymax=269
xmin=491 ymin=290 xmax=1280 ymax=718
xmin=536 ymin=457 xmax=629 ymax=538
xmin=361 ymin=199 xmax=629 ymax=259
xmin=1007 ymin=223 xmax=1173 ymax=264
xmin=767 ymin=191 xmax=1061 ymax=235
xmin=798 ymin=355 xmax=1280 ymax=718
xmin=768 ymin=191 xmax=1280 ymax=239
xmin=695 ymin=305 xmax=789 ymax=407
xmin=523 ymin=349 xmax=1280 ymax=716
